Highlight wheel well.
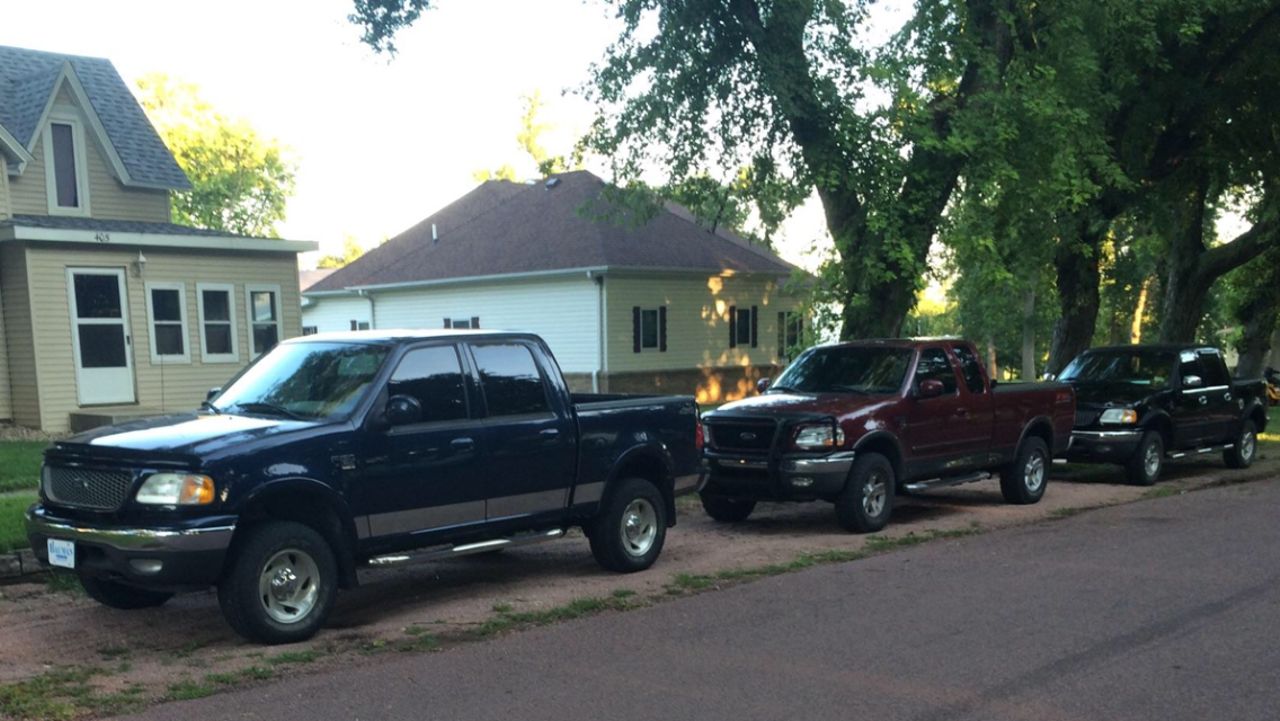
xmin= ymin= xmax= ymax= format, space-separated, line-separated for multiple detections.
xmin=1146 ymin=414 xmax=1174 ymax=446
xmin=855 ymin=436 xmax=902 ymax=480
xmin=1024 ymin=419 xmax=1054 ymax=451
xmin=611 ymin=453 xmax=675 ymax=525
xmin=1249 ymin=405 xmax=1268 ymax=433
xmin=234 ymin=489 xmax=358 ymax=588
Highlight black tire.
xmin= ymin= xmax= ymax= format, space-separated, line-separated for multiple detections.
xmin=834 ymin=453 xmax=894 ymax=534
xmin=699 ymin=492 xmax=756 ymax=523
xmin=1000 ymin=436 xmax=1049 ymax=505
xmin=217 ymin=521 xmax=338 ymax=645
xmin=588 ymin=478 xmax=667 ymax=573
xmin=1125 ymin=431 xmax=1164 ymax=486
xmin=1224 ymin=419 xmax=1258 ymax=469
xmin=80 ymin=576 xmax=173 ymax=610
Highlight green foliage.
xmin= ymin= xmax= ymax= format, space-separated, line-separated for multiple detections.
xmin=0 ymin=441 xmax=46 ymax=493
xmin=349 ymin=0 xmax=431 ymax=55
xmin=316 ymin=236 xmax=368 ymax=269
xmin=0 ymin=492 xmax=38 ymax=552
xmin=473 ymin=90 xmax=579 ymax=183
xmin=136 ymin=74 xmax=296 ymax=238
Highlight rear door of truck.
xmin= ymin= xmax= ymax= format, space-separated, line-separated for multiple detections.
xmin=463 ymin=339 xmax=577 ymax=526
xmin=948 ymin=343 xmax=996 ymax=463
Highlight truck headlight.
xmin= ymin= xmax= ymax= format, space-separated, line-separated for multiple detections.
xmin=793 ymin=423 xmax=846 ymax=451
xmin=1099 ymin=409 xmax=1138 ymax=425
xmin=135 ymin=473 xmax=216 ymax=505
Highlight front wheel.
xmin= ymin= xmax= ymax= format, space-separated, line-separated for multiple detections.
xmin=1224 ymin=419 xmax=1257 ymax=469
xmin=699 ymin=493 xmax=756 ymax=523
xmin=1001 ymin=436 xmax=1049 ymax=504
xmin=834 ymin=453 xmax=894 ymax=533
xmin=217 ymin=521 xmax=338 ymax=645
xmin=80 ymin=576 xmax=173 ymax=610
xmin=589 ymin=478 xmax=667 ymax=573
xmin=1126 ymin=431 xmax=1164 ymax=486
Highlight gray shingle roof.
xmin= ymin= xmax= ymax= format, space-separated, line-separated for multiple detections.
xmin=0 ymin=45 xmax=190 ymax=189
xmin=308 ymin=171 xmax=797 ymax=293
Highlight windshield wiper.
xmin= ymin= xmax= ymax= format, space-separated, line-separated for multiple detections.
xmin=228 ymin=402 xmax=308 ymax=421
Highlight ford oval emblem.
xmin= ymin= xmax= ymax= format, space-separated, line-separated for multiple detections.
xmin=739 ymin=432 xmax=757 ymax=442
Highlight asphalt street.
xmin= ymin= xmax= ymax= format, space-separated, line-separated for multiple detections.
xmin=123 ymin=479 xmax=1280 ymax=721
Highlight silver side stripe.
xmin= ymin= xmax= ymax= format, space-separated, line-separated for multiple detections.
xmin=359 ymin=489 xmax=571 ymax=538
xmin=486 ymin=488 xmax=569 ymax=519
xmin=574 ymin=481 xmax=605 ymax=505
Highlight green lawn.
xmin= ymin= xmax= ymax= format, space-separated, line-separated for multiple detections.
xmin=0 ymin=441 xmax=48 ymax=494
xmin=0 ymin=492 xmax=36 ymax=553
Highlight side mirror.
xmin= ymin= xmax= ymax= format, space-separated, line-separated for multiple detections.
xmin=384 ymin=394 xmax=423 ymax=426
xmin=1181 ymin=375 xmax=1204 ymax=390
xmin=756 ymin=377 xmax=771 ymax=394
xmin=917 ymin=379 xmax=945 ymax=399
xmin=206 ymin=387 xmax=221 ymax=401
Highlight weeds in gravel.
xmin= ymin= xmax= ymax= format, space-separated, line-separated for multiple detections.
xmin=1142 ymin=486 xmax=1182 ymax=500
xmin=165 ymin=678 xmax=217 ymax=701
xmin=268 ymin=649 xmax=322 ymax=666
xmin=0 ymin=666 xmax=146 ymax=720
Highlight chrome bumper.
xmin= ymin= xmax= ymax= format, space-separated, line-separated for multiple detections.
xmin=779 ymin=451 xmax=858 ymax=476
xmin=1071 ymin=429 xmax=1143 ymax=441
xmin=25 ymin=506 xmax=236 ymax=553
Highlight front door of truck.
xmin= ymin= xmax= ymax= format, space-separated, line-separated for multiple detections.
xmin=358 ymin=343 xmax=489 ymax=546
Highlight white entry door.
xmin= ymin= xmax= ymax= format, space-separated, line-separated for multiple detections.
xmin=67 ymin=268 xmax=136 ymax=405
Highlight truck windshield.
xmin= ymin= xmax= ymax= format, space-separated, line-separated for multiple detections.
xmin=772 ymin=346 xmax=913 ymax=394
xmin=211 ymin=342 xmax=390 ymax=421
xmin=1058 ymin=350 xmax=1174 ymax=388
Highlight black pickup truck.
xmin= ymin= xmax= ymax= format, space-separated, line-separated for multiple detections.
xmin=27 ymin=330 xmax=703 ymax=643
xmin=1060 ymin=344 xmax=1269 ymax=484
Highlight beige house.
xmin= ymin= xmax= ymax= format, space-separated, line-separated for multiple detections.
xmin=303 ymin=171 xmax=806 ymax=404
xmin=0 ymin=45 xmax=315 ymax=432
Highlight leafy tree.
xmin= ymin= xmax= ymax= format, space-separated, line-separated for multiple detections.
xmin=316 ymin=236 xmax=368 ymax=269
xmin=136 ymin=74 xmax=296 ymax=238
xmin=473 ymin=90 xmax=577 ymax=182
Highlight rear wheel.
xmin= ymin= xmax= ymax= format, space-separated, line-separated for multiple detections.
xmin=589 ymin=478 xmax=667 ymax=573
xmin=1001 ymin=437 xmax=1049 ymax=504
xmin=1126 ymin=431 xmax=1164 ymax=486
xmin=80 ymin=576 xmax=173 ymax=610
xmin=217 ymin=521 xmax=338 ymax=645
xmin=1224 ymin=419 xmax=1257 ymax=469
xmin=699 ymin=493 xmax=756 ymax=523
xmin=834 ymin=453 xmax=894 ymax=533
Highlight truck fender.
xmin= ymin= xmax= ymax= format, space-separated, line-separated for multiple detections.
xmin=1242 ymin=398 xmax=1268 ymax=433
xmin=233 ymin=477 xmax=361 ymax=588
xmin=851 ymin=432 xmax=905 ymax=480
xmin=1139 ymin=411 xmax=1174 ymax=445
xmin=1015 ymin=416 xmax=1057 ymax=457
xmin=601 ymin=443 xmax=677 ymax=527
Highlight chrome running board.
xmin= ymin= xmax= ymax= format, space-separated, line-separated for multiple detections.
xmin=366 ymin=528 xmax=566 ymax=567
xmin=903 ymin=471 xmax=993 ymax=494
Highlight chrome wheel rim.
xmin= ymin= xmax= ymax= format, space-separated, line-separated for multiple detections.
xmin=258 ymin=548 xmax=320 ymax=625
xmin=1240 ymin=431 xmax=1255 ymax=462
xmin=1024 ymin=452 xmax=1046 ymax=493
xmin=1144 ymin=441 xmax=1162 ymax=477
xmin=620 ymin=498 xmax=658 ymax=557
xmin=862 ymin=472 xmax=888 ymax=517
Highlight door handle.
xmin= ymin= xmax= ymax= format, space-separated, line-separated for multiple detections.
xmin=451 ymin=437 xmax=475 ymax=452
xmin=1198 ymin=396 xmax=1208 ymax=405
xmin=954 ymin=408 xmax=969 ymax=417
xmin=540 ymin=428 xmax=561 ymax=439
xmin=1223 ymin=392 xmax=1232 ymax=402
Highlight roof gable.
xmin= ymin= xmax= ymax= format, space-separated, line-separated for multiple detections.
xmin=308 ymin=171 xmax=797 ymax=293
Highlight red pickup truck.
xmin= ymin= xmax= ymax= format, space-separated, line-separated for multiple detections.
xmin=700 ymin=339 xmax=1075 ymax=533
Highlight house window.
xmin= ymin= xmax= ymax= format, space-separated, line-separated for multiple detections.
xmin=631 ymin=306 xmax=667 ymax=352
xmin=302 ymin=326 xmax=318 ymax=336
xmin=43 ymin=118 xmax=89 ymax=215
xmin=197 ymin=283 xmax=239 ymax=363
xmin=777 ymin=311 xmax=803 ymax=361
xmin=245 ymin=284 xmax=283 ymax=357
xmin=729 ymin=305 xmax=758 ymax=348
xmin=145 ymin=282 xmax=190 ymax=364
xmin=443 ymin=317 xmax=479 ymax=329
xmin=349 ymin=320 xmax=370 ymax=331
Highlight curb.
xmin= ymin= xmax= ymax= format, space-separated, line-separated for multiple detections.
xmin=0 ymin=548 xmax=40 ymax=580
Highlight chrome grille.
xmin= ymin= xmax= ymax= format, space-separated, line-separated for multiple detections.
xmin=706 ymin=419 xmax=777 ymax=454
xmin=45 ymin=466 xmax=133 ymax=511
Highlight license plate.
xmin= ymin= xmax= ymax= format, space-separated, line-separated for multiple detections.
xmin=47 ymin=539 xmax=75 ymax=569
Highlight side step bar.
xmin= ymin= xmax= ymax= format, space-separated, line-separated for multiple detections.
xmin=1168 ymin=443 xmax=1233 ymax=460
xmin=904 ymin=471 xmax=993 ymax=494
xmin=366 ymin=528 xmax=566 ymax=567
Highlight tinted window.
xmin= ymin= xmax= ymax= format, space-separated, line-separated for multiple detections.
xmin=1060 ymin=350 xmax=1174 ymax=388
xmin=1198 ymin=351 xmax=1230 ymax=386
xmin=1178 ymin=351 xmax=1206 ymax=386
xmin=213 ymin=342 xmax=389 ymax=420
xmin=388 ymin=346 xmax=468 ymax=423
xmin=472 ymin=344 xmax=550 ymax=416
xmin=915 ymin=348 xmax=957 ymax=394
xmin=951 ymin=345 xmax=986 ymax=393
xmin=771 ymin=346 xmax=912 ymax=394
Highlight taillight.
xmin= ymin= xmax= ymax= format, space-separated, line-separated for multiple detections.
xmin=695 ymin=416 xmax=705 ymax=451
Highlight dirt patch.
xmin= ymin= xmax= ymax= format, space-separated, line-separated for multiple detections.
xmin=1 ymin=452 xmax=1276 ymax=717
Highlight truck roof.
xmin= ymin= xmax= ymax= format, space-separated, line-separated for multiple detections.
xmin=817 ymin=338 xmax=972 ymax=350
xmin=1081 ymin=344 xmax=1222 ymax=354
xmin=284 ymin=329 xmax=539 ymax=345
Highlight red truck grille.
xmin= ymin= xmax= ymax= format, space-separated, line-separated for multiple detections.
xmin=706 ymin=419 xmax=777 ymax=454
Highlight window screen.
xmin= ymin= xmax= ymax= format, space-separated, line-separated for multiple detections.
xmin=471 ymin=343 xmax=550 ymax=417
xmin=914 ymin=348 xmax=958 ymax=395
xmin=388 ymin=345 xmax=468 ymax=423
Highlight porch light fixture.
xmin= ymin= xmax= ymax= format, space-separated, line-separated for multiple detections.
xmin=131 ymin=251 xmax=147 ymax=277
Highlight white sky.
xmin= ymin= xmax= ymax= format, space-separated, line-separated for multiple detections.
xmin=0 ymin=0 xmax=887 ymax=272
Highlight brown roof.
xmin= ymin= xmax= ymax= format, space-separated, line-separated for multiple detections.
xmin=298 ymin=268 xmax=337 ymax=291
xmin=307 ymin=171 xmax=795 ymax=293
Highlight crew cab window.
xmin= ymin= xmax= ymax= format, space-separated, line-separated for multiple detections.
xmin=915 ymin=348 xmax=958 ymax=395
xmin=950 ymin=345 xmax=987 ymax=394
xmin=388 ymin=345 xmax=468 ymax=423
xmin=1198 ymin=351 xmax=1230 ymax=387
xmin=1178 ymin=351 xmax=1206 ymax=386
xmin=471 ymin=343 xmax=551 ymax=416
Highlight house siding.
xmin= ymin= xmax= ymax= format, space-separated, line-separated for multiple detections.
xmin=0 ymin=244 xmax=38 ymax=425
xmin=0 ymin=167 xmax=11 ymax=219
xmin=349 ymin=275 xmax=602 ymax=374
xmin=23 ymin=243 xmax=302 ymax=432
xmin=7 ymin=83 xmax=171 ymax=223
xmin=301 ymin=295 xmax=374 ymax=334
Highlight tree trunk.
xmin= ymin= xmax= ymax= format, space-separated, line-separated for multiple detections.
xmin=1130 ymin=276 xmax=1151 ymax=344
xmin=1047 ymin=213 xmax=1106 ymax=374
xmin=1233 ymin=248 xmax=1280 ymax=378
xmin=987 ymin=336 xmax=999 ymax=380
xmin=1021 ymin=287 xmax=1037 ymax=380
xmin=1270 ymin=326 xmax=1280 ymax=371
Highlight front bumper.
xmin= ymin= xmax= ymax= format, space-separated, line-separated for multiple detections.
xmin=25 ymin=504 xmax=236 ymax=590
xmin=704 ymin=451 xmax=856 ymax=501
xmin=1064 ymin=429 xmax=1143 ymax=463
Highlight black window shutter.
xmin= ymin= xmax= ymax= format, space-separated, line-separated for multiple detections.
xmin=471 ymin=316 xmax=480 ymax=329
xmin=659 ymin=306 xmax=667 ymax=352
xmin=729 ymin=306 xmax=737 ymax=348
xmin=777 ymin=312 xmax=785 ymax=356
xmin=443 ymin=318 xmax=452 ymax=329
xmin=751 ymin=305 xmax=758 ymax=347
xmin=349 ymin=320 xmax=358 ymax=331
xmin=632 ymin=306 xmax=641 ymax=353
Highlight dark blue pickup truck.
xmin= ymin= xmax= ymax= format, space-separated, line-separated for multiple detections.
xmin=26 ymin=330 xmax=703 ymax=644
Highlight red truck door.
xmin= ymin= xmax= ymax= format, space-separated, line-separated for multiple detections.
xmin=904 ymin=346 xmax=977 ymax=478
xmin=948 ymin=343 xmax=997 ymax=465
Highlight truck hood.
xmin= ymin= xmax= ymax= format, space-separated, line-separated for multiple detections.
xmin=710 ymin=391 xmax=895 ymax=421
xmin=1067 ymin=381 xmax=1160 ymax=409
xmin=49 ymin=413 xmax=320 ymax=464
